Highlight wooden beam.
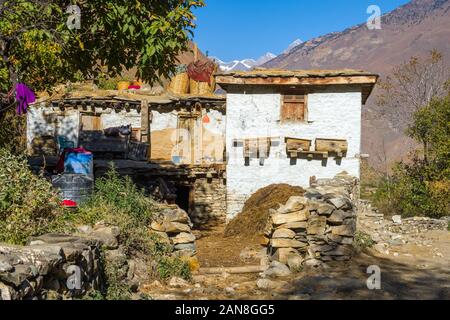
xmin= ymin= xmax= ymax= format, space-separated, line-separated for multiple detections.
xmin=215 ymin=75 xmax=378 ymax=87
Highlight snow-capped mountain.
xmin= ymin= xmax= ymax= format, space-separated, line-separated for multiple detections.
xmin=212 ymin=39 xmax=304 ymax=72
xmin=283 ymin=39 xmax=303 ymax=54
xmin=212 ymin=52 xmax=276 ymax=72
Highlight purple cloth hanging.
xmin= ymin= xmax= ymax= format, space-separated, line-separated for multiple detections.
xmin=15 ymin=83 xmax=36 ymax=115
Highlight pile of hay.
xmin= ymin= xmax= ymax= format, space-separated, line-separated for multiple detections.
xmin=224 ymin=184 xmax=305 ymax=238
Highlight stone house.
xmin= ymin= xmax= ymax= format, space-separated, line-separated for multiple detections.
xmin=27 ymin=68 xmax=377 ymax=226
xmin=215 ymin=69 xmax=378 ymax=219
xmin=27 ymin=89 xmax=227 ymax=225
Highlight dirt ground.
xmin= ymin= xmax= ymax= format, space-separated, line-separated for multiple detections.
xmin=141 ymin=230 xmax=450 ymax=300
xmin=194 ymin=224 xmax=262 ymax=268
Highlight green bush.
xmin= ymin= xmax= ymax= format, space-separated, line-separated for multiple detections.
xmin=0 ymin=149 xmax=69 ymax=244
xmin=373 ymin=94 xmax=450 ymax=218
xmin=353 ymin=231 xmax=375 ymax=251
xmin=157 ymin=256 xmax=192 ymax=281
xmin=76 ymin=167 xmax=158 ymax=256
xmin=75 ymin=167 xmax=191 ymax=284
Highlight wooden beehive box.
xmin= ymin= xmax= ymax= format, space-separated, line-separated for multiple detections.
xmin=285 ymin=137 xmax=312 ymax=152
xmin=315 ymin=138 xmax=348 ymax=155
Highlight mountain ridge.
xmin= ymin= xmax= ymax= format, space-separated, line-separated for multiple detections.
xmin=263 ymin=0 xmax=450 ymax=169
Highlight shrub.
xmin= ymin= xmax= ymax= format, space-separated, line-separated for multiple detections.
xmin=76 ymin=167 xmax=158 ymax=256
xmin=373 ymin=94 xmax=450 ymax=218
xmin=157 ymin=256 xmax=192 ymax=281
xmin=75 ymin=166 xmax=191 ymax=283
xmin=0 ymin=149 xmax=68 ymax=244
xmin=353 ymin=231 xmax=375 ymax=251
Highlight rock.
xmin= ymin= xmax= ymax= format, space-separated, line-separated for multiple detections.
xmin=392 ymin=215 xmax=402 ymax=224
xmin=272 ymin=211 xmax=309 ymax=225
xmin=168 ymin=276 xmax=189 ymax=288
xmin=307 ymin=216 xmax=327 ymax=235
xmin=303 ymin=258 xmax=322 ymax=268
xmin=76 ymin=225 xmax=92 ymax=234
xmin=270 ymin=239 xmax=308 ymax=249
xmin=172 ymin=249 xmax=196 ymax=258
xmin=272 ymin=228 xmax=296 ymax=239
xmin=256 ymin=278 xmax=286 ymax=290
xmin=90 ymin=227 xmax=120 ymax=249
xmin=0 ymin=283 xmax=16 ymax=300
xmin=317 ymin=203 xmax=335 ymax=216
xmin=327 ymin=210 xmax=348 ymax=225
xmin=150 ymin=231 xmax=171 ymax=244
xmin=174 ymin=243 xmax=196 ymax=252
xmin=331 ymin=224 xmax=356 ymax=237
xmin=0 ymin=261 xmax=14 ymax=273
xmin=150 ymin=221 xmax=165 ymax=232
xmin=277 ymin=196 xmax=308 ymax=214
xmin=271 ymin=248 xmax=298 ymax=264
xmin=287 ymin=254 xmax=304 ymax=271
xmin=171 ymin=232 xmax=196 ymax=245
xmin=163 ymin=222 xmax=191 ymax=234
xmin=162 ymin=208 xmax=191 ymax=224
xmin=304 ymin=189 xmax=324 ymax=199
xmin=328 ymin=197 xmax=351 ymax=210
xmin=263 ymin=261 xmax=292 ymax=278
xmin=277 ymin=222 xmax=307 ymax=230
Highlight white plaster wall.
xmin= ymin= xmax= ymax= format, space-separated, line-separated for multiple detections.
xmin=27 ymin=104 xmax=79 ymax=153
xmin=101 ymin=109 xmax=141 ymax=129
xmin=150 ymin=110 xmax=178 ymax=132
xmin=226 ymin=86 xmax=362 ymax=218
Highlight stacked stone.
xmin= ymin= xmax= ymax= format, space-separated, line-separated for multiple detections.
xmin=150 ymin=206 xmax=197 ymax=258
xmin=387 ymin=216 xmax=448 ymax=234
xmin=0 ymin=233 xmax=107 ymax=300
xmin=263 ymin=172 xmax=358 ymax=270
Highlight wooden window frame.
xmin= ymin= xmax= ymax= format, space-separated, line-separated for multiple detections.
xmin=280 ymin=93 xmax=308 ymax=123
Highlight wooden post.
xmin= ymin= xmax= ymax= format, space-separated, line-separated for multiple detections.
xmin=140 ymin=100 xmax=151 ymax=160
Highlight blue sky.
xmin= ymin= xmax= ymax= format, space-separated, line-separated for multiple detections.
xmin=193 ymin=0 xmax=410 ymax=61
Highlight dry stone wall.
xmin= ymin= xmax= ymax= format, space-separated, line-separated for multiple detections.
xmin=150 ymin=206 xmax=197 ymax=258
xmin=263 ymin=172 xmax=359 ymax=270
xmin=191 ymin=177 xmax=227 ymax=226
xmin=0 ymin=234 xmax=105 ymax=300
xmin=357 ymin=200 xmax=448 ymax=244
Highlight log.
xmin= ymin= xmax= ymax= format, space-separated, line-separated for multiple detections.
xmin=198 ymin=265 xmax=266 ymax=275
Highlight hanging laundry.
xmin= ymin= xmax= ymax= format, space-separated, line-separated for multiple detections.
xmin=15 ymin=83 xmax=35 ymax=115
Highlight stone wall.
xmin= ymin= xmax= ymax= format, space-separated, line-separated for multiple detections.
xmin=357 ymin=200 xmax=448 ymax=242
xmin=150 ymin=206 xmax=198 ymax=258
xmin=263 ymin=172 xmax=359 ymax=271
xmin=0 ymin=233 xmax=106 ymax=300
xmin=191 ymin=177 xmax=227 ymax=226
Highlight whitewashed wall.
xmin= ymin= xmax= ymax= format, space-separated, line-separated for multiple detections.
xmin=225 ymin=86 xmax=362 ymax=219
xmin=27 ymin=105 xmax=141 ymax=154
xmin=27 ymin=104 xmax=80 ymax=154
xmin=101 ymin=109 xmax=141 ymax=129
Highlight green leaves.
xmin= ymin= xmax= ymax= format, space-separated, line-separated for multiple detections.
xmin=0 ymin=0 xmax=205 ymax=91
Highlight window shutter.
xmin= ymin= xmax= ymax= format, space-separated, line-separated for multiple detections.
xmin=281 ymin=95 xmax=306 ymax=122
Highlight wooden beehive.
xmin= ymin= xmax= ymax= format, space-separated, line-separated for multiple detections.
xmin=285 ymin=137 xmax=312 ymax=152
xmin=315 ymin=138 xmax=348 ymax=156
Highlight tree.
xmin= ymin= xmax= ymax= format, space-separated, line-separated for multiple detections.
xmin=0 ymin=0 xmax=205 ymax=100
xmin=374 ymin=93 xmax=450 ymax=218
xmin=377 ymin=50 xmax=450 ymax=133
